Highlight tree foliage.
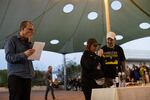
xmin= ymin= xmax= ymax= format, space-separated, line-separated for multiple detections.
xmin=0 ymin=70 xmax=8 ymax=87
xmin=0 ymin=69 xmax=46 ymax=87
xmin=57 ymin=60 xmax=81 ymax=79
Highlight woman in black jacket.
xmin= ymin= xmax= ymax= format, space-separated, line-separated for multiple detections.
xmin=80 ymin=38 xmax=104 ymax=100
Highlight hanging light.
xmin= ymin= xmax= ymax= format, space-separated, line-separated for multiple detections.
xmin=111 ymin=0 xmax=122 ymax=11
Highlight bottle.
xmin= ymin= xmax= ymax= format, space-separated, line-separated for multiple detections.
xmin=112 ymin=79 xmax=116 ymax=88
xmin=145 ymin=71 xmax=149 ymax=83
xmin=115 ymin=76 xmax=119 ymax=87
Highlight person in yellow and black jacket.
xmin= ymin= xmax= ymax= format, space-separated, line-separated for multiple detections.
xmin=98 ymin=32 xmax=126 ymax=87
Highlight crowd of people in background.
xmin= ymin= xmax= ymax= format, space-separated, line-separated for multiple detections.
xmin=126 ymin=63 xmax=150 ymax=85
xmin=52 ymin=62 xmax=150 ymax=91
xmin=66 ymin=77 xmax=82 ymax=91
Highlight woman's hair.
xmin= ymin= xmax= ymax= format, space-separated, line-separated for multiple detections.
xmin=86 ymin=38 xmax=98 ymax=50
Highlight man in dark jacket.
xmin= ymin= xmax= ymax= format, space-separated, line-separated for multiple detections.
xmin=4 ymin=20 xmax=35 ymax=100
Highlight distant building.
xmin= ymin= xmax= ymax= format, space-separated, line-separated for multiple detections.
xmin=124 ymin=49 xmax=150 ymax=67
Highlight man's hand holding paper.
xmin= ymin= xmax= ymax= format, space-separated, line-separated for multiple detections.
xmin=24 ymin=49 xmax=35 ymax=57
xmin=28 ymin=42 xmax=45 ymax=60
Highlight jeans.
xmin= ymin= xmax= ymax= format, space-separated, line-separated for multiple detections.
xmin=45 ymin=85 xmax=55 ymax=100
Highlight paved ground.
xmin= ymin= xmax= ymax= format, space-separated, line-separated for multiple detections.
xmin=0 ymin=89 xmax=84 ymax=100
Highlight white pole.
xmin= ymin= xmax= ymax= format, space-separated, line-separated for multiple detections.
xmin=104 ymin=0 xmax=111 ymax=33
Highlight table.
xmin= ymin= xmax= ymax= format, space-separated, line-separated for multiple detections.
xmin=91 ymin=86 xmax=150 ymax=100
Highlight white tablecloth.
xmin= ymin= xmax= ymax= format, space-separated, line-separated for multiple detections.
xmin=91 ymin=86 xmax=150 ymax=100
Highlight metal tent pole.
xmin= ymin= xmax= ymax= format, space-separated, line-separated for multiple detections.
xmin=62 ymin=53 xmax=67 ymax=90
